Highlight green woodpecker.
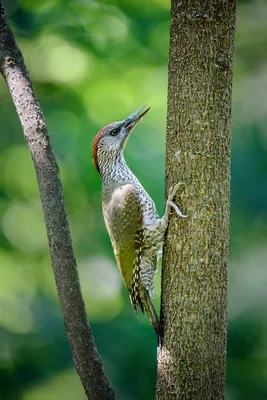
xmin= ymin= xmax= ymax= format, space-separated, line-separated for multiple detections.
xmin=92 ymin=105 xmax=186 ymax=345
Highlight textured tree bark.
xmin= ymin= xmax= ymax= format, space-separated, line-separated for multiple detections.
xmin=0 ymin=3 xmax=115 ymax=399
xmin=157 ymin=2 xmax=236 ymax=399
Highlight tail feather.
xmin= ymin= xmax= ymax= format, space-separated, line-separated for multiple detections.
xmin=138 ymin=294 xmax=144 ymax=314
xmin=139 ymin=286 xmax=162 ymax=347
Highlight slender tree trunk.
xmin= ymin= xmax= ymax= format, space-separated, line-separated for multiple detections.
xmin=157 ymin=2 xmax=236 ymax=399
xmin=0 ymin=3 xmax=115 ymax=399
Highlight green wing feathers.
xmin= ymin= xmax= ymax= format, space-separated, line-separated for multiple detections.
xmin=102 ymin=184 xmax=143 ymax=289
xmin=102 ymin=183 xmax=162 ymax=345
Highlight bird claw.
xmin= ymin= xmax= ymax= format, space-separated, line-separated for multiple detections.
xmin=169 ymin=182 xmax=185 ymax=199
xmin=167 ymin=200 xmax=187 ymax=218
xmin=167 ymin=182 xmax=187 ymax=218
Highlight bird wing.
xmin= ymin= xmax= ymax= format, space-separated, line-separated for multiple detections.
xmin=102 ymin=184 xmax=143 ymax=310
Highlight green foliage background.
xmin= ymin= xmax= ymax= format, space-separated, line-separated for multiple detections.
xmin=0 ymin=0 xmax=267 ymax=398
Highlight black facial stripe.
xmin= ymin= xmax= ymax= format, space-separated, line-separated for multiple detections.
xmin=109 ymin=127 xmax=120 ymax=137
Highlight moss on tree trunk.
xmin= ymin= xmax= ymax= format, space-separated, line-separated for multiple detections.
xmin=157 ymin=2 xmax=236 ymax=399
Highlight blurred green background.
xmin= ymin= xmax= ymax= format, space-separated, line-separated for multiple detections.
xmin=0 ymin=0 xmax=267 ymax=399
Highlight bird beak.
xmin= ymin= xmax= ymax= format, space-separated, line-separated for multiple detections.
xmin=124 ymin=105 xmax=150 ymax=132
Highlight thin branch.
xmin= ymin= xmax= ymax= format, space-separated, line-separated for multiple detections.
xmin=0 ymin=3 xmax=115 ymax=399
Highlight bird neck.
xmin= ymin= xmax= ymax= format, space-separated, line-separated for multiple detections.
xmin=98 ymin=150 xmax=133 ymax=184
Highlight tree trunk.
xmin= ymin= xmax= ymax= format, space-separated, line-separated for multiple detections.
xmin=157 ymin=2 xmax=236 ymax=399
xmin=0 ymin=3 xmax=115 ymax=399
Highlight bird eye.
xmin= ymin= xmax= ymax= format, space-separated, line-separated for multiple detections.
xmin=110 ymin=127 xmax=120 ymax=136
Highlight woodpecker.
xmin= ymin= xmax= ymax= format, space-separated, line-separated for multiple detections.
xmin=92 ymin=105 xmax=186 ymax=346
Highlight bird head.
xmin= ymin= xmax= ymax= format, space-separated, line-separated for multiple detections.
xmin=92 ymin=105 xmax=150 ymax=173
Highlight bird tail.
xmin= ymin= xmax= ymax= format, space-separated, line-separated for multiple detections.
xmin=139 ymin=286 xmax=162 ymax=347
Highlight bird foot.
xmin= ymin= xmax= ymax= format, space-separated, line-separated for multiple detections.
xmin=167 ymin=200 xmax=187 ymax=218
xmin=167 ymin=182 xmax=187 ymax=218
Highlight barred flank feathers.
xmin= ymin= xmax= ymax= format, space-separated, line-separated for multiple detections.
xmin=130 ymin=229 xmax=143 ymax=314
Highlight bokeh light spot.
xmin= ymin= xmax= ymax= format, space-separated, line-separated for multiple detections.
xmin=2 ymin=201 xmax=47 ymax=253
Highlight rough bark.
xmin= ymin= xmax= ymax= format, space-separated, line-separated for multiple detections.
xmin=157 ymin=2 xmax=236 ymax=399
xmin=0 ymin=3 xmax=115 ymax=399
